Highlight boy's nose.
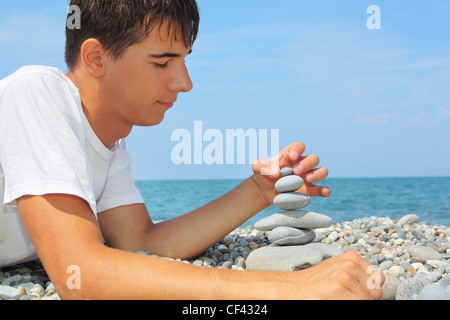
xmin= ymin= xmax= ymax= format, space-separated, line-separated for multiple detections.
xmin=169 ymin=66 xmax=193 ymax=93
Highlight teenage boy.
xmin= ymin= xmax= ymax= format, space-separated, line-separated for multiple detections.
xmin=0 ymin=0 xmax=383 ymax=299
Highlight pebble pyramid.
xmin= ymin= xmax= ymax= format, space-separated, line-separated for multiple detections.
xmin=246 ymin=167 xmax=342 ymax=271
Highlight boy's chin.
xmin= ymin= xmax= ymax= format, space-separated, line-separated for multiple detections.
xmin=134 ymin=115 xmax=165 ymax=127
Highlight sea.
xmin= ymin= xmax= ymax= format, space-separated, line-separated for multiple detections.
xmin=136 ymin=177 xmax=450 ymax=228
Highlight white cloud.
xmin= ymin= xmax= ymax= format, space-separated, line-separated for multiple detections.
xmin=405 ymin=112 xmax=431 ymax=128
xmin=405 ymin=107 xmax=450 ymax=128
xmin=438 ymin=106 xmax=450 ymax=117
xmin=382 ymin=57 xmax=450 ymax=72
xmin=354 ymin=113 xmax=392 ymax=124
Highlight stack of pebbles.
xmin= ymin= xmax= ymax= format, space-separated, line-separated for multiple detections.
xmin=246 ymin=167 xmax=341 ymax=272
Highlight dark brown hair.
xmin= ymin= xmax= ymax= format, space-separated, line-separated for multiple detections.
xmin=65 ymin=0 xmax=200 ymax=70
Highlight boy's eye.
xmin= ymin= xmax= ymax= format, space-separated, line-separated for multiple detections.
xmin=154 ymin=62 xmax=168 ymax=69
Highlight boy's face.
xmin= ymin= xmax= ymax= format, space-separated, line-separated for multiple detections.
xmin=99 ymin=21 xmax=193 ymax=127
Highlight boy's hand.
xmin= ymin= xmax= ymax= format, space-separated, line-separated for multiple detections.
xmin=252 ymin=142 xmax=331 ymax=206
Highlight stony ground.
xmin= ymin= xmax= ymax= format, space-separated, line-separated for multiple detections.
xmin=1 ymin=214 xmax=449 ymax=300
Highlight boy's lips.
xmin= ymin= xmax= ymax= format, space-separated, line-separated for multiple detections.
xmin=158 ymin=101 xmax=175 ymax=109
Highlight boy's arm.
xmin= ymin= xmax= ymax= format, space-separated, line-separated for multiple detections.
xmin=17 ymin=193 xmax=383 ymax=300
xmin=99 ymin=141 xmax=331 ymax=260
xmin=16 ymin=193 xmax=281 ymax=300
xmin=98 ymin=176 xmax=268 ymax=260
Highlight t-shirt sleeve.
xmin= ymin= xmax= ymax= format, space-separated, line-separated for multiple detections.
xmin=96 ymin=140 xmax=145 ymax=213
xmin=0 ymin=71 xmax=98 ymax=214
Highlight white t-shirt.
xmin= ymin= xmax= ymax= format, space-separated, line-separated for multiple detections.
xmin=0 ymin=65 xmax=145 ymax=267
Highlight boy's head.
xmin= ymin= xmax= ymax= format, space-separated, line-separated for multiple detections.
xmin=65 ymin=0 xmax=200 ymax=70
xmin=64 ymin=0 xmax=200 ymax=132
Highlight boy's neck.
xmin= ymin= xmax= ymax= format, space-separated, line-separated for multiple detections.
xmin=66 ymin=70 xmax=133 ymax=148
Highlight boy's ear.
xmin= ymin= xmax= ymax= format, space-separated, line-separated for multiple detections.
xmin=80 ymin=38 xmax=107 ymax=77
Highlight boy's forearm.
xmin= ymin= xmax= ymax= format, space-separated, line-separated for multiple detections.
xmin=144 ymin=176 xmax=269 ymax=259
xmin=58 ymin=244 xmax=282 ymax=300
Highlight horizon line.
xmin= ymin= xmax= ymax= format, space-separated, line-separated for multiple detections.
xmin=135 ymin=175 xmax=450 ymax=182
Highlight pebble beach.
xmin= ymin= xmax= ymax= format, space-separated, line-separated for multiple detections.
xmin=1 ymin=213 xmax=449 ymax=300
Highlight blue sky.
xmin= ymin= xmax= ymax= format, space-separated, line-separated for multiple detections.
xmin=1 ymin=0 xmax=449 ymax=180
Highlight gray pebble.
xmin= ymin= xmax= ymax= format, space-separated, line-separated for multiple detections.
xmin=268 ymin=227 xmax=316 ymax=246
xmin=0 ymin=285 xmax=22 ymax=300
xmin=273 ymin=192 xmax=311 ymax=210
xmin=217 ymin=244 xmax=229 ymax=253
xmin=409 ymin=256 xmax=427 ymax=264
xmin=255 ymin=210 xmax=333 ymax=231
xmin=400 ymin=261 xmax=413 ymax=271
xmin=1 ymin=274 xmax=22 ymax=286
xmin=275 ymin=175 xmax=304 ymax=193
xmin=412 ymin=229 xmax=426 ymax=241
xmin=425 ymin=270 xmax=443 ymax=283
xmin=193 ymin=259 xmax=203 ymax=267
xmin=396 ymin=229 xmax=406 ymax=239
xmin=389 ymin=266 xmax=406 ymax=278
xmin=20 ymin=294 xmax=38 ymax=300
xmin=280 ymin=167 xmax=294 ymax=176
xmin=365 ymin=238 xmax=379 ymax=246
xmin=230 ymin=251 xmax=241 ymax=261
xmin=405 ymin=270 xmax=415 ymax=279
xmin=327 ymin=231 xmax=338 ymax=242
xmin=407 ymin=245 xmax=442 ymax=260
xmin=29 ymin=284 xmax=45 ymax=298
xmin=45 ymin=282 xmax=56 ymax=293
xmin=220 ymin=261 xmax=233 ymax=269
xmin=441 ymin=252 xmax=450 ymax=259
xmin=397 ymin=214 xmax=420 ymax=226
xmin=438 ymin=275 xmax=450 ymax=287
xmin=344 ymin=234 xmax=356 ymax=244
xmin=379 ymin=260 xmax=394 ymax=271
xmin=246 ymin=243 xmax=343 ymax=272
xmin=418 ymin=283 xmax=450 ymax=300
xmin=223 ymin=235 xmax=234 ymax=246
xmin=395 ymin=278 xmax=430 ymax=300
xmin=381 ymin=275 xmax=401 ymax=300
xmin=235 ymin=256 xmax=246 ymax=269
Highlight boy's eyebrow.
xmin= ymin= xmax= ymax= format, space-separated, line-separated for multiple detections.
xmin=148 ymin=49 xmax=193 ymax=59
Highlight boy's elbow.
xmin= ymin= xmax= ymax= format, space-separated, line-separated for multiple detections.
xmin=44 ymin=245 xmax=109 ymax=300
xmin=50 ymin=264 xmax=94 ymax=300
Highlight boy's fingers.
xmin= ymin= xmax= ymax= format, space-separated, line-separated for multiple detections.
xmin=285 ymin=142 xmax=305 ymax=162
xmin=256 ymin=142 xmax=307 ymax=173
xmin=293 ymin=154 xmax=320 ymax=175
xmin=332 ymin=251 xmax=384 ymax=300
xmin=303 ymin=167 xmax=329 ymax=183
xmin=301 ymin=184 xmax=332 ymax=197
xmin=320 ymin=186 xmax=332 ymax=197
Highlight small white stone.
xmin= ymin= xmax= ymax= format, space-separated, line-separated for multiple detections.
xmin=427 ymin=260 xmax=450 ymax=269
xmin=397 ymin=214 xmax=420 ymax=226
xmin=388 ymin=266 xmax=405 ymax=278
xmin=327 ymin=231 xmax=338 ymax=242
xmin=29 ymin=284 xmax=45 ymax=298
